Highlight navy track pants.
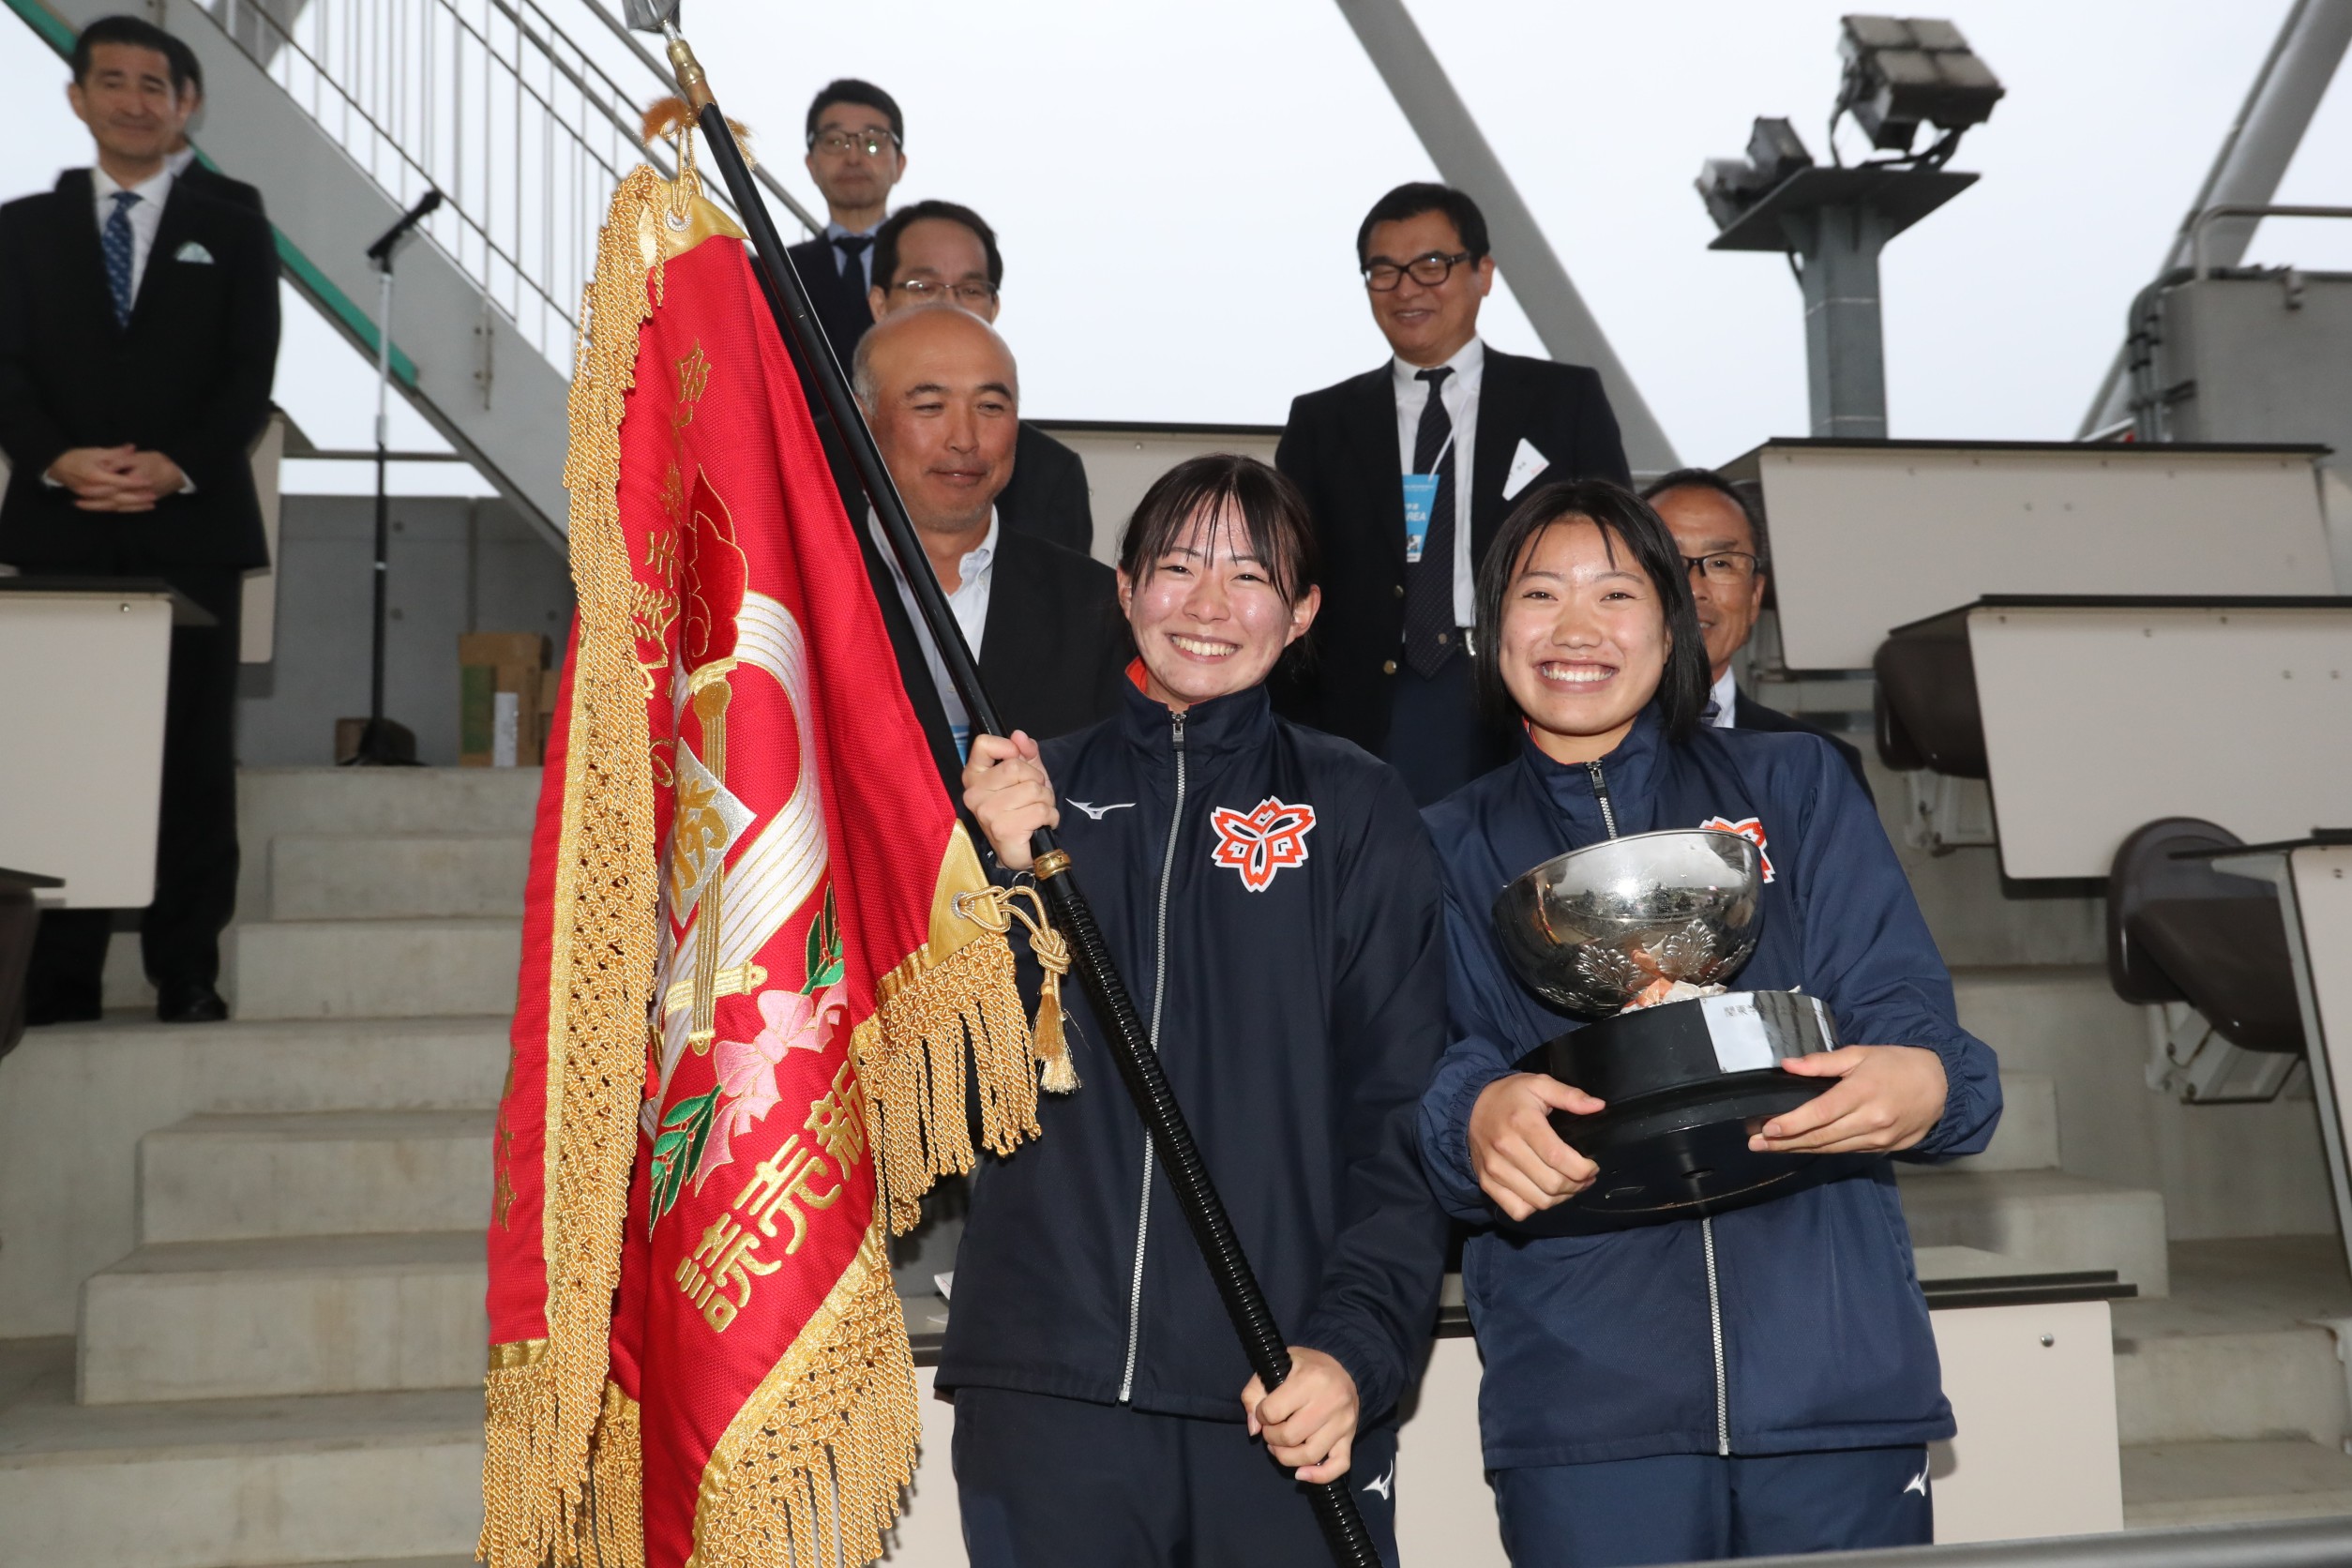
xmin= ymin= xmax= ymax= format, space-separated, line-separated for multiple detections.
xmin=1492 ymin=1445 xmax=1933 ymax=1567
xmin=952 ymin=1385 xmax=1401 ymax=1567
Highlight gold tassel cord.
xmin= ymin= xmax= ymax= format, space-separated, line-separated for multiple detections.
xmin=479 ymin=164 xmax=669 ymax=1568
xmin=954 ymin=883 xmax=1078 ymax=1094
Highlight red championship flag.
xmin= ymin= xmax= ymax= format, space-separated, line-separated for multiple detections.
xmin=481 ymin=135 xmax=1065 ymax=1568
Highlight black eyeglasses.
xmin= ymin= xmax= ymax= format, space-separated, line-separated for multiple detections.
xmin=891 ymin=278 xmax=999 ymax=307
xmin=1681 ymin=551 xmax=1761 ymax=583
xmin=807 ymin=128 xmax=899 ymax=157
xmin=1363 ymin=250 xmax=1472 ymax=292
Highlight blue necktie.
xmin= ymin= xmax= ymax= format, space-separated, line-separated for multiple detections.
xmin=102 ymin=189 xmax=139 ymax=326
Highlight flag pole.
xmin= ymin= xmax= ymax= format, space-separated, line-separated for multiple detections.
xmin=641 ymin=20 xmax=1382 ymax=1567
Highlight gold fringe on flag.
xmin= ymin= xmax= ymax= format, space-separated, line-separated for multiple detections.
xmin=686 ymin=1222 xmax=920 ymax=1568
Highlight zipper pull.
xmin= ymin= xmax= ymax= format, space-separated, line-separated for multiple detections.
xmin=1170 ymin=710 xmax=1186 ymax=751
xmin=1585 ymin=759 xmax=1621 ymax=840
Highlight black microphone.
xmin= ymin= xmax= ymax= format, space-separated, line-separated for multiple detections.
xmin=366 ymin=188 xmax=445 ymax=266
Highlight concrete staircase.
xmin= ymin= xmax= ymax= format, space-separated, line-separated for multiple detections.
xmin=0 ymin=767 xmax=533 ymax=1566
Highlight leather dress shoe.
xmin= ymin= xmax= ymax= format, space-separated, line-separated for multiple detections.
xmin=156 ymin=984 xmax=230 ymax=1024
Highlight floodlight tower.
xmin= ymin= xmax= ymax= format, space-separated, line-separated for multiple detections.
xmin=1696 ymin=17 xmax=2005 ymax=438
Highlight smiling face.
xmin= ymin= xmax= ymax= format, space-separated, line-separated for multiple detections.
xmin=1497 ymin=517 xmax=1673 ymax=765
xmin=860 ymin=308 xmax=1018 ymax=547
xmin=1651 ymin=484 xmax=1765 ymax=683
xmin=1363 ymin=208 xmax=1495 ymax=368
xmin=1119 ymin=503 xmax=1320 ymax=711
xmin=68 ymin=42 xmax=187 ymax=177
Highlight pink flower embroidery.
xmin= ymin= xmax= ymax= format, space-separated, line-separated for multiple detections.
xmin=695 ymin=982 xmax=848 ymax=1188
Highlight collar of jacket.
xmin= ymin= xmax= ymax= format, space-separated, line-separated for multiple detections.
xmin=1517 ymin=701 xmax=1668 ymax=835
xmin=1117 ymin=671 xmax=1274 ymax=763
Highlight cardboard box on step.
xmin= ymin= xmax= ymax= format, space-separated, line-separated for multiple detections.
xmin=460 ymin=632 xmax=550 ymax=768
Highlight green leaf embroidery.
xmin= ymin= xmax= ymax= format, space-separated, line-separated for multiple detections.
xmin=802 ymin=884 xmax=845 ymax=992
xmin=647 ymin=1087 xmax=718 ymax=1235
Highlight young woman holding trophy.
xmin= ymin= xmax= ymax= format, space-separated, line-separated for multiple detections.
xmin=952 ymin=454 xmax=1449 ymax=1566
xmin=1417 ymin=478 xmax=2001 ymax=1566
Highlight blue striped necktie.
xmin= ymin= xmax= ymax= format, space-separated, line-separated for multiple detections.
xmin=102 ymin=189 xmax=140 ymax=326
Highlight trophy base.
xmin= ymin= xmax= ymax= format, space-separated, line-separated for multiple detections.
xmin=1506 ymin=991 xmax=1875 ymax=1235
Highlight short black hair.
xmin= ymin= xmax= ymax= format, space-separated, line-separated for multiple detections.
xmin=805 ymin=79 xmax=902 ymax=148
xmin=160 ymin=31 xmax=203 ymax=97
xmin=71 ymin=16 xmax=188 ymax=93
xmin=1471 ymin=477 xmax=1712 ymax=741
xmin=1119 ymin=454 xmax=1319 ymax=609
xmin=1641 ymin=467 xmax=1771 ymax=572
xmin=1356 ymin=182 xmax=1489 ymax=268
xmin=871 ymin=200 xmax=1003 ymax=292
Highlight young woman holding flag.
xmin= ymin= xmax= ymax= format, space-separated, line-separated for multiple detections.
xmin=1418 ymin=478 xmax=2002 ymax=1566
xmin=946 ymin=454 xmax=1448 ymax=1567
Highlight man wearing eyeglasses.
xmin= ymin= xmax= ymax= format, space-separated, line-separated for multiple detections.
xmin=1275 ymin=183 xmax=1630 ymax=806
xmin=865 ymin=199 xmax=1094 ymax=556
xmin=784 ymin=77 xmax=907 ymax=368
xmin=1642 ymin=468 xmax=1872 ymax=795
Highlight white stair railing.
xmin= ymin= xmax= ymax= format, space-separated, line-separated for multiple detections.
xmin=207 ymin=0 xmax=816 ymax=369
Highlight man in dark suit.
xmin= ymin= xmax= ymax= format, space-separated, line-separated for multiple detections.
xmin=784 ymin=78 xmax=906 ymax=373
xmin=864 ymin=199 xmax=1094 ymax=555
xmin=0 ymin=15 xmax=280 ymax=1024
xmin=1642 ymin=468 xmax=1873 ymax=797
xmin=158 ymin=33 xmax=265 ymax=214
xmin=1275 ymin=183 xmax=1629 ymax=805
xmin=852 ymin=303 xmax=1125 ymax=754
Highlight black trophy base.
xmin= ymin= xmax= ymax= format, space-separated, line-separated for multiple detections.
xmin=1507 ymin=991 xmax=1873 ymax=1235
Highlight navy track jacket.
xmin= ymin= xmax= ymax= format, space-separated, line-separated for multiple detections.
xmin=939 ymin=679 xmax=1452 ymax=1425
xmin=1418 ymin=708 xmax=2002 ymax=1470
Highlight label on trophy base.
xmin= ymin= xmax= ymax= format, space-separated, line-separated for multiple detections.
xmin=1701 ymin=992 xmax=1776 ymax=1073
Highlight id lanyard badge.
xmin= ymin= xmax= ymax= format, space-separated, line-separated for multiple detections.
xmin=1401 ymin=429 xmax=1455 ymax=565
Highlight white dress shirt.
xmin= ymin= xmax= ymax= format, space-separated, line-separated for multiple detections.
xmin=92 ymin=161 xmax=176 ymax=303
xmin=165 ymin=145 xmax=198 ymax=179
xmin=825 ymin=219 xmax=883 ymax=291
xmin=871 ymin=510 xmax=999 ymax=755
xmin=1708 ymin=667 xmax=1740 ymax=728
xmin=1392 ymin=336 xmax=1484 ymax=629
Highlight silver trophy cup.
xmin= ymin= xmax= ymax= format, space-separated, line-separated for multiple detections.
xmin=1491 ymin=828 xmax=1856 ymax=1231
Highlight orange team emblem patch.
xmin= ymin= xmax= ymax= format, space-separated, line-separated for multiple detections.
xmin=1700 ymin=815 xmax=1774 ymax=882
xmin=1210 ymin=797 xmax=1319 ymax=891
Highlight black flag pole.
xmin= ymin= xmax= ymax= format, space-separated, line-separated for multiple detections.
xmin=631 ymin=12 xmax=1380 ymax=1565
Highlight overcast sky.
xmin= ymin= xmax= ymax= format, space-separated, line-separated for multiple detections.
xmin=1 ymin=1 xmax=2347 ymax=491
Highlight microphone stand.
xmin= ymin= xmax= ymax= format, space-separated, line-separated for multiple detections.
xmin=344 ymin=188 xmax=444 ymax=767
xmin=638 ymin=16 xmax=1381 ymax=1566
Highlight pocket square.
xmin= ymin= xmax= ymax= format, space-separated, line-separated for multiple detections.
xmin=173 ymin=240 xmax=214 ymax=264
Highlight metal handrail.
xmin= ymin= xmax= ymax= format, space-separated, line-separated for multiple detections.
xmin=204 ymin=0 xmax=818 ymax=369
xmin=2191 ymin=203 xmax=2352 ymax=279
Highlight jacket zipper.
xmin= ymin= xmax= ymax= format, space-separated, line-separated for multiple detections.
xmin=1119 ymin=706 xmax=1186 ymax=1402
xmin=1703 ymin=1216 xmax=1730 ymax=1455
xmin=1591 ymin=756 xmax=1730 ymax=1455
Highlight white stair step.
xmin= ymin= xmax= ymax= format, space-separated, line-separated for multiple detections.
xmin=240 ymin=765 xmax=542 ymax=837
xmin=0 ymin=1339 xmax=480 ymax=1568
xmin=2123 ymin=1440 xmax=2352 ymax=1529
xmin=141 ymin=1112 xmax=495 ymax=1243
xmin=270 ymin=833 xmax=529 ymax=921
xmin=1898 ymin=1168 xmax=2171 ymax=1296
xmin=229 ymin=918 xmax=520 ymax=1019
xmin=2111 ymin=1235 xmax=2352 ymax=1447
xmin=79 ymin=1234 xmax=485 ymax=1404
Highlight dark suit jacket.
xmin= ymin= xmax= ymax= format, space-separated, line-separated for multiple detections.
xmin=178 ymin=159 xmax=265 ymax=215
xmin=998 ymin=422 xmax=1094 ymax=556
xmin=0 ymin=169 xmax=279 ymax=570
xmin=784 ymin=234 xmax=875 ymax=373
xmin=979 ymin=529 xmax=1130 ymax=744
xmin=1733 ymin=690 xmax=1875 ymax=802
xmin=1273 ymin=346 xmax=1630 ymax=755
